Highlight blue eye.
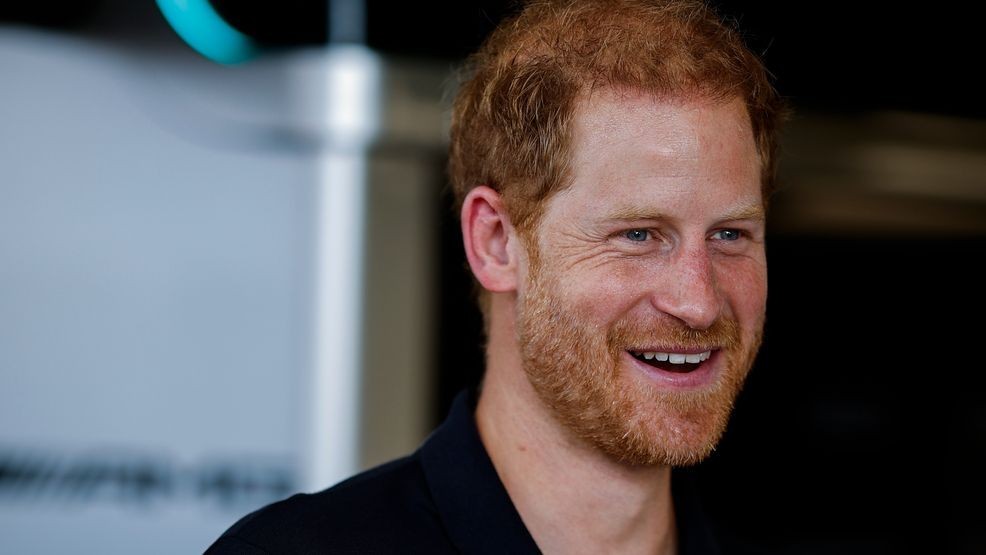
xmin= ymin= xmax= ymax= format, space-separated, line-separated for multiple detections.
xmin=713 ymin=229 xmax=742 ymax=241
xmin=625 ymin=229 xmax=649 ymax=242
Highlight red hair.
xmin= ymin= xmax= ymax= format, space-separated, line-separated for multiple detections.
xmin=449 ymin=0 xmax=789 ymax=232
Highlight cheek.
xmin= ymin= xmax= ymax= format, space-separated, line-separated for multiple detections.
xmin=560 ymin=262 xmax=646 ymax=321
xmin=716 ymin=257 xmax=767 ymax=325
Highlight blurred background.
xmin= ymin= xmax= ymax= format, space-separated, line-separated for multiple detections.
xmin=0 ymin=1 xmax=982 ymax=553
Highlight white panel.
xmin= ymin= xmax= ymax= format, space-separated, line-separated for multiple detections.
xmin=0 ymin=28 xmax=312 ymax=553
xmin=0 ymin=26 xmax=449 ymax=554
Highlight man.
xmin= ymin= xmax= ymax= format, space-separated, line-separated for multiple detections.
xmin=207 ymin=0 xmax=786 ymax=553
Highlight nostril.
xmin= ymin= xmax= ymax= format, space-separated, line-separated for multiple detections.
xmin=650 ymin=286 xmax=721 ymax=330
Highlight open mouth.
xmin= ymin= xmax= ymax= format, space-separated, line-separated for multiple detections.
xmin=629 ymin=349 xmax=712 ymax=373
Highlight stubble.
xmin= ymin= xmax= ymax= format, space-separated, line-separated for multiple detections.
xmin=516 ymin=254 xmax=762 ymax=467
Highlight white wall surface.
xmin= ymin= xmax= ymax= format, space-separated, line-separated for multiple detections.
xmin=0 ymin=22 xmax=449 ymax=552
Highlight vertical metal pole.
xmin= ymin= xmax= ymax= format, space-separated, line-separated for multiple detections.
xmin=306 ymin=41 xmax=380 ymax=491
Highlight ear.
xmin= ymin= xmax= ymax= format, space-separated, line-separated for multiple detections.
xmin=461 ymin=186 xmax=520 ymax=293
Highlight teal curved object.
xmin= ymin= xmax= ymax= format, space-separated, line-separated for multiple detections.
xmin=156 ymin=0 xmax=261 ymax=65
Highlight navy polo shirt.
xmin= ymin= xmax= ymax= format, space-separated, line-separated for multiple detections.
xmin=205 ymin=391 xmax=726 ymax=554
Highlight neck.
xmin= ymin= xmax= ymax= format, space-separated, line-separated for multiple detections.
xmin=476 ymin=303 xmax=678 ymax=555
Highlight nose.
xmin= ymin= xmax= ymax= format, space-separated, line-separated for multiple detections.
xmin=649 ymin=244 xmax=722 ymax=330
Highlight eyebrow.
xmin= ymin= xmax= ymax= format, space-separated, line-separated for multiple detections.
xmin=719 ymin=204 xmax=766 ymax=222
xmin=600 ymin=204 xmax=765 ymax=224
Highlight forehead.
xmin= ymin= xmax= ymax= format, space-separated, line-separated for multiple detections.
xmin=572 ymin=89 xmax=757 ymax=168
xmin=547 ymin=90 xmax=762 ymax=221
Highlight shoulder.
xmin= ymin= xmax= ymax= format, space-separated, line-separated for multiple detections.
xmin=205 ymin=454 xmax=453 ymax=554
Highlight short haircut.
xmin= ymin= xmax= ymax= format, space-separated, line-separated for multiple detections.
xmin=448 ymin=0 xmax=789 ymax=318
xmin=449 ymin=0 xmax=786 ymax=231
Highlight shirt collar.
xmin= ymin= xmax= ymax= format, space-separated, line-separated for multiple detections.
xmin=419 ymin=390 xmax=540 ymax=554
xmin=419 ymin=390 xmax=722 ymax=555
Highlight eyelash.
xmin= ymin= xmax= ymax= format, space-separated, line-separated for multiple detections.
xmin=624 ymin=229 xmax=650 ymax=242
xmin=711 ymin=229 xmax=745 ymax=241
xmin=620 ymin=228 xmax=747 ymax=243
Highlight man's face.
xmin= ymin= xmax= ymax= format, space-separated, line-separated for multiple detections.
xmin=515 ymin=91 xmax=766 ymax=466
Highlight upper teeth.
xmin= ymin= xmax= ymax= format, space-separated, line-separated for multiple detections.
xmin=634 ymin=350 xmax=711 ymax=364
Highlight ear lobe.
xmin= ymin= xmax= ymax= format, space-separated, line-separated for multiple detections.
xmin=461 ymin=186 xmax=519 ymax=293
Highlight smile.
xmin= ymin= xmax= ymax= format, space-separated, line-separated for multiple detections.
xmin=628 ymin=349 xmax=713 ymax=373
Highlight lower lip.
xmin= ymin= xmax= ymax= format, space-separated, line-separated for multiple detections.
xmin=623 ymin=350 xmax=721 ymax=389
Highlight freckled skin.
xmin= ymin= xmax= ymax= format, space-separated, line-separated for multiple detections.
xmin=516 ymin=90 xmax=767 ymax=465
xmin=533 ymin=91 xmax=764 ymax=344
xmin=470 ymin=90 xmax=769 ymax=555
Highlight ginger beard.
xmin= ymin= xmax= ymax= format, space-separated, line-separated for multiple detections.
xmin=516 ymin=246 xmax=763 ymax=467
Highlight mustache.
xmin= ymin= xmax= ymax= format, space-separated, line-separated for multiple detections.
xmin=607 ymin=316 xmax=741 ymax=351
